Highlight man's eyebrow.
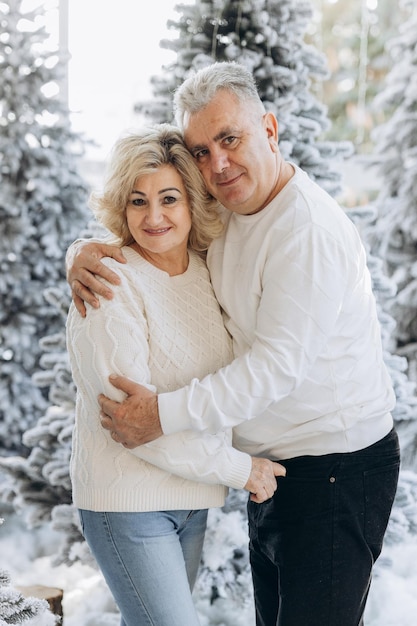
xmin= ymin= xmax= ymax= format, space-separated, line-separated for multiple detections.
xmin=214 ymin=127 xmax=237 ymax=141
xmin=189 ymin=127 xmax=238 ymax=153
xmin=188 ymin=141 xmax=207 ymax=154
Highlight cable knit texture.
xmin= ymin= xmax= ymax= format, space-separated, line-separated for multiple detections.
xmin=66 ymin=248 xmax=252 ymax=513
xmin=158 ymin=166 xmax=395 ymax=459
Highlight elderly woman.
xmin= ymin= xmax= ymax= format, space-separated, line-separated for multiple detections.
xmin=66 ymin=124 xmax=284 ymax=626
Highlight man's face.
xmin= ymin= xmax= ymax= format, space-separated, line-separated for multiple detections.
xmin=183 ymin=90 xmax=280 ymax=215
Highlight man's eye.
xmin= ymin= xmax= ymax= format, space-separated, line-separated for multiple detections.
xmin=194 ymin=149 xmax=208 ymax=161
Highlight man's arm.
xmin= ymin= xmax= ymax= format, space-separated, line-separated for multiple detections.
xmin=100 ymin=379 xmax=285 ymax=502
xmin=98 ymin=224 xmax=348 ymax=443
xmin=66 ymin=240 xmax=127 ymax=316
xmin=99 ymin=377 xmax=286 ymax=502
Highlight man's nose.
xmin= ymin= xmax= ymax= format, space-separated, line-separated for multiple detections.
xmin=211 ymin=149 xmax=230 ymax=174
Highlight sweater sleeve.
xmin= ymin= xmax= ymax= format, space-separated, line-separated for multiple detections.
xmin=67 ymin=259 xmax=252 ymax=489
xmin=158 ymin=223 xmax=351 ymax=435
xmin=130 ymin=430 xmax=252 ymax=489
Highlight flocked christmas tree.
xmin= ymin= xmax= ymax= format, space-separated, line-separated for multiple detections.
xmin=0 ymin=519 xmax=57 ymax=625
xmin=347 ymin=200 xmax=417 ymax=454
xmin=364 ymin=0 xmax=417 ymax=384
xmin=0 ymin=217 xmax=109 ymax=567
xmin=0 ymin=570 xmax=54 ymax=626
xmin=0 ymin=0 xmax=89 ymax=454
xmin=0 ymin=227 xmax=103 ymax=568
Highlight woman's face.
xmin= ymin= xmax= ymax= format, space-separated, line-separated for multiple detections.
xmin=126 ymin=164 xmax=192 ymax=258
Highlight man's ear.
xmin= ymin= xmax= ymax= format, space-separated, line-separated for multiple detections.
xmin=264 ymin=112 xmax=279 ymax=152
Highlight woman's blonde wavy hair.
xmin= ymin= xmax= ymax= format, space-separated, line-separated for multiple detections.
xmin=89 ymin=124 xmax=224 ymax=253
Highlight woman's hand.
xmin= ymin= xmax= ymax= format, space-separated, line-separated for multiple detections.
xmin=245 ymin=457 xmax=286 ymax=503
xmin=66 ymin=241 xmax=126 ymax=316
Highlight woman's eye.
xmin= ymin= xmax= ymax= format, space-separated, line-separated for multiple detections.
xmin=164 ymin=195 xmax=177 ymax=204
xmin=131 ymin=198 xmax=145 ymax=207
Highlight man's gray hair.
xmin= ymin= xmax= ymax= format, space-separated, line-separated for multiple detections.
xmin=173 ymin=61 xmax=263 ymax=130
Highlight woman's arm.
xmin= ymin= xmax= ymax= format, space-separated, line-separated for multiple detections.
xmin=132 ymin=430 xmax=285 ymax=501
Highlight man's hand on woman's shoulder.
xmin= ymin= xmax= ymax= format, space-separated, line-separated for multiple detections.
xmin=66 ymin=240 xmax=126 ymax=316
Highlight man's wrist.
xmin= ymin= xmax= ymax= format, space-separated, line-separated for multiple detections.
xmin=158 ymin=391 xmax=187 ymax=435
xmin=152 ymin=395 xmax=162 ymax=434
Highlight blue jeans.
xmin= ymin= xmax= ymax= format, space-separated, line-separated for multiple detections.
xmin=78 ymin=508 xmax=207 ymax=626
xmin=248 ymin=428 xmax=400 ymax=626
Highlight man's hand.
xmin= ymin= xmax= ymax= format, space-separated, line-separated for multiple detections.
xmin=66 ymin=241 xmax=127 ymax=316
xmin=245 ymin=457 xmax=286 ymax=503
xmin=99 ymin=375 xmax=162 ymax=447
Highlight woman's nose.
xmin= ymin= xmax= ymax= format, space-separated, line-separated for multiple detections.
xmin=146 ymin=203 xmax=164 ymax=225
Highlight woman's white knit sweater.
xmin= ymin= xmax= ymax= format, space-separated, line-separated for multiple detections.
xmin=66 ymin=248 xmax=252 ymax=513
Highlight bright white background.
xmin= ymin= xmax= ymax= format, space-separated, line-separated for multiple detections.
xmin=67 ymin=0 xmax=180 ymax=158
xmin=37 ymin=0 xmax=181 ymax=158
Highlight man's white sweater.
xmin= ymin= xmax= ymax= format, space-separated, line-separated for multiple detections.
xmin=67 ymin=249 xmax=252 ymax=512
xmin=158 ymin=166 xmax=395 ymax=459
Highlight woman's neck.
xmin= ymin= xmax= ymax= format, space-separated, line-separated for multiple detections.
xmin=129 ymin=243 xmax=189 ymax=276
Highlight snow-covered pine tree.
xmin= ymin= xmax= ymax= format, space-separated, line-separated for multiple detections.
xmin=347 ymin=203 xmax=417 ymax=465
xmin=343 ymin=5 xmax=417 ymax=572
xmin=135 ymin=0 xmax=352 ymax=196
xmin=0 ymin=517 xmax=56 ymax=625
xmin=0 ymin=0 xmax=89 ymax=454
xmin=351 ymin=0 xmax=417 ymax=572
xmin=344 ymin=206 xmax=417 ymax=612
xmin=0 ymin=568 xmax=55 ymax=626
xmin=0 ymin=287 xmax=81 ymax=566
xmin=365 ymin=0 xmax=417 ymax=383
xmin=0 ymin=223 xmax=106 ymax=567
